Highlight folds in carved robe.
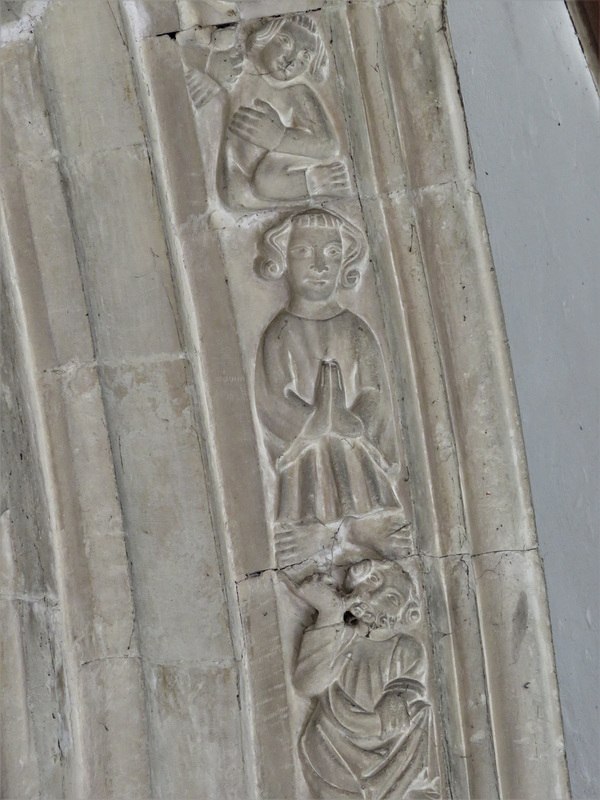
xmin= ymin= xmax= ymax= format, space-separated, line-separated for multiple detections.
xmin=296 ymin=629 xmax=440 ymax=800
xmin=255 ymin=310 xmax=405 ymax=527
xmin=277 ymin=432 xmax=399 ymax=524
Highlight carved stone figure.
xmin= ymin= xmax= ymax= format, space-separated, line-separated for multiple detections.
xmin=292 ymin=560 xmax=441 ymax=799
xmin=254 ymin=209 xmax=410 ymax=565
xmin=183 ymin=15 xmax=351 ymax=209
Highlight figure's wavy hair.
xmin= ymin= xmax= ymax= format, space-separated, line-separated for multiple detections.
xmin=246 ymin=14 xmax=328 ymax=83
xmin=254 ymin=208 xmax=368 ymax=288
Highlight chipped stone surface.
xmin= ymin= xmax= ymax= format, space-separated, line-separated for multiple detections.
xmin=0 ymin=0 xmax=569 ymax=797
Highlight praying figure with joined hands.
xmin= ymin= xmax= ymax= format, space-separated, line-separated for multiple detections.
xmin=254 ymin=209 xmax=410 ymax=566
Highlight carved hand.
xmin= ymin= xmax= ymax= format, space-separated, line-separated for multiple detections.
xmin=306 ymin=161 xmax=352 ymax=197
xmin=375 ymin=689 xmax=412 ymax=739
xmin=303 ymin=360 xmax=364 ymax=439
xmin=229 ymin=99 xmax=285 ymax=150
xmin=206 ymin=48 xmax=244 ymax=89
xmin=294 ymin=574 xmax=348 ymax=624
xmin=277 ymin=361 xmax=364 ymax=471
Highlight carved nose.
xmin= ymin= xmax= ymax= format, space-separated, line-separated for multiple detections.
xmin=312 ymin=257 xmax=328 ymax=273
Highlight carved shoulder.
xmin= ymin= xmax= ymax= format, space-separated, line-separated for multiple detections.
xmin=259 ymin=311 xmax=294 ymax=356
xmin=280 ymin=84 xmax=334 ymax=140
xmin=341 ymin=310 xmax=378 ymax=341
xmin=391 ymin=634 xmax=427 ymax=682
xmin=338 ymin=311 xmax=386 ymax=379
xmin=284 ymin=82 xmax=323 ymax=107
xmin=256 ymin=312 xmax=299 ymax=401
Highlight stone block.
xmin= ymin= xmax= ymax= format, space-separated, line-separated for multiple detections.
xmin=144 ymin=662 xmax=246 ymax=798
xmin=138 ymin=34 xmax=209 ymax=223
xmin=416 ymin=180 xmax=537 ymax=554
xmin=424 ymin=553 xmax=499 ymax=798
xmin=62 ymin=146 xmax=182 ymax=362
xmin=78 ymin=656 xmax=151 ymax=797
xmin=380 ymin=0 xmax=473 ymax=189
xmin=0 ymin=163 xmax=93 ymax=370
xmin=0 ymin=40 xmax=55 ymax=166
xmin=177 ymin=0 xmax=239 ymax=28
xmin=37 ymin=0 xmax=145 ymax=157
xmin=40 ymin=366 xmax=138 ymax=663
xmin=121 ymin=0 xmax=179 ymax=40
xmin=100 ymin=358 xmax=236 ymax=664
xmin=473 ymin=549 xmax=568 ymax=800
xmin=343 ymin=2 xmax=409 ymax=196
xmin=362 ymin=192 xmax=468 ymax=557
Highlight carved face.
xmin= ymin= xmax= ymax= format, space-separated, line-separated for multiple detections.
xmin=286 ymin=223 xmax=343 ymax=302
xmin=258 ymin=22 xmax=317 ymax=82
xmin=347 ymin=565 xmax=420 ymax=633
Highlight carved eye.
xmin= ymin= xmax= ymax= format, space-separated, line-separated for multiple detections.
xmin=299 ymin=48 xmax=311 ymax=62
xmin=277 ymin=33 xmax=293 ymax=48
xmin=324 ymin=244 xmax=342 ymax=258
xmin=289 ymin=245 xmax=312 ymax=258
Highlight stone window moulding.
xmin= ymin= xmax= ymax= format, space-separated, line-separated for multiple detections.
xmin=0 ymin=0 xmax=570 ymax=798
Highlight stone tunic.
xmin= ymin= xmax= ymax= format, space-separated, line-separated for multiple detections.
xmin=294 ymin=624 xmax=439 ymax=799
xmin=255 ymin=309 xmax=402 ymax=525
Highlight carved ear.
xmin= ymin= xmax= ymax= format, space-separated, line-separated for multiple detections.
xmin=339 ymin=219 xmax=368 ymax=288
xmin=401 ymin=600 xmax=421 ymax=627
xmin=341 ymin=267 xmax=361 ymax=289
xmin=309 ymin=40 xmax=329 ymax=83
xmin=254 ymin=218 xmax=292 ymax=280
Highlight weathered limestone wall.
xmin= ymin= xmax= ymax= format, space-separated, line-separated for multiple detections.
xmin=0 ymin=1 xmax=571 ymax=798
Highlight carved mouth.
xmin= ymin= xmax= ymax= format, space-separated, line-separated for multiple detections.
xmin=304 ymin=277 xmax=329 ymax=286
xmin=275 ymin=59 xmax=296 ymax=77
xmin=349 ymin=602 xmax=397 ymax=630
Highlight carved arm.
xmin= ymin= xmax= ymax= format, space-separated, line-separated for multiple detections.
xmin=293 ymin=624 xmax=351 ymax=697
xmin=254 ymin=331 xmax=312 ymax=450
xmin=274 ymin=86 xmax=337 ymax=159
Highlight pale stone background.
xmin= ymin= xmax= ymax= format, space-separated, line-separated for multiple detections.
xmin=448 ymin=2 xmax=600 ymax=797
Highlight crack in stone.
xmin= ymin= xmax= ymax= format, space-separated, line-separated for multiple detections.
xmin=237 ymin=544 xmax=540 ymax=589
xmin=80 ymin=654 xmax=141 ymax=668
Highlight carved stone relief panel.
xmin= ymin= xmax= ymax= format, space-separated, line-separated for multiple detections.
xmin=117 ymin=2 xmax=569 ymax=798
xmin=181 ymin=15 xmax=352 ymax=210
xmin=123 ymin=9 xmax=447 ymax=797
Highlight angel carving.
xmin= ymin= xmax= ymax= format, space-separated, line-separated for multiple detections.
xmin=183 ymin=14 xmax=351 ymax=209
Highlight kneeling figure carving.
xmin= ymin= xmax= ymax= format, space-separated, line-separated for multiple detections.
xmin=293 ymin=560 xmax=441 ymax=800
